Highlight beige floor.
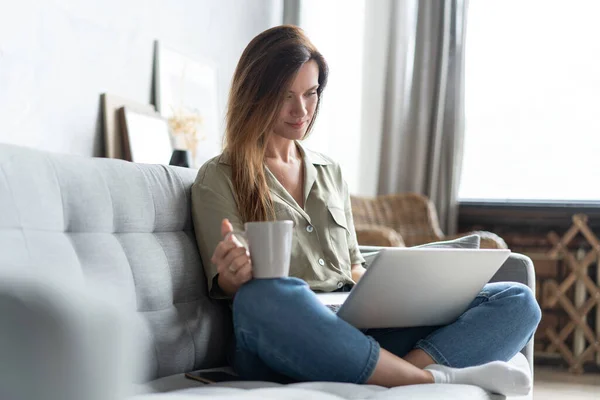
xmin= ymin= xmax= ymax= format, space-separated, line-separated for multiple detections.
xmin=534 ymin=367 xmax=600 ymax=400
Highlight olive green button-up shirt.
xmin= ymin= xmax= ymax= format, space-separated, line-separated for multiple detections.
xmin=191 ymin=141 xmax=365 ymax=299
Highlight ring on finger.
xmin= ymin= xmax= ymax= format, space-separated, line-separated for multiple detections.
xmin=228 ymin=264 xmax=237 ymax=273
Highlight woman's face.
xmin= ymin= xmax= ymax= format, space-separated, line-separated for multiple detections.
xmin=272 ymin=60 xmax=319 ymax=141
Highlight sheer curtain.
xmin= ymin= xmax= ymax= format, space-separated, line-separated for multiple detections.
xmin=377 ymin=0 xmax=469 ymax=234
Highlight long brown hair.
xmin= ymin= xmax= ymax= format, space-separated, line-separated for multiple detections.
xmin=224 ymin=25 xmax=328 ymax=223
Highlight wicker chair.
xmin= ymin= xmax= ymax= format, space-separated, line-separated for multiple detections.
xmin=350 ymin=192 xmax=508 ymax=249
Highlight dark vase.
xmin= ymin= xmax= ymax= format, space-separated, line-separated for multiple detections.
xmin=169 ymin=150 xmax=192 ymax=168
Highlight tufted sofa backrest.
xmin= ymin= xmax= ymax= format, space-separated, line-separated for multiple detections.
xmin=0 ymin=144 xmax=231 ymax=381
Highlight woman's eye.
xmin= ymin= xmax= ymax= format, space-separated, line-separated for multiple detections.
xmin=306 ymin=91 xmax=317 ymax=97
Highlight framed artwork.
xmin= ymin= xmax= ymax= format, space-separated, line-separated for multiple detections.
xmin=153 ymin=41 xmax=221 ymax=168
xmin=118 ymin=107 xmax=172 ymax=165
xmin=101 ymin=93 xmax=156 ymax=160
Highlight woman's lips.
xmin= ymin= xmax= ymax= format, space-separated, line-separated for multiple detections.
xmin=286 ymin=121 xmax=306 ymax=129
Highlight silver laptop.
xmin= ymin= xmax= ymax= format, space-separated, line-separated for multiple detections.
xmin=316 ymin=248 xmax=511 ymax=329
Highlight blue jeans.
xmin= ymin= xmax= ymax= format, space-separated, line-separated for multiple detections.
xmin=231 ymin=277 xmax=541 ymax=383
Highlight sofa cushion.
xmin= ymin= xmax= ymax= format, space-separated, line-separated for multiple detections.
xmin=130 ymin=353 xmax=530 ymax=399
xmin=0 ymin=144 xmax=232 ymax=381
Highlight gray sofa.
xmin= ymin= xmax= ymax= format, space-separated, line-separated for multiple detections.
xmin=0 ymin=144 xmax=535 ymax=399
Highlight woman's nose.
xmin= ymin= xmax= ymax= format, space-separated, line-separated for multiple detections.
xmin=291 ymin=97 xmax=307 ymax=117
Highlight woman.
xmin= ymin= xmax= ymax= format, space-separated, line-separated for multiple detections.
xmin=191 ymin=25 xmax=540 ymax=395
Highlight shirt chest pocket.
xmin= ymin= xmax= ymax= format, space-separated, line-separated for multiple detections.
xmin=326 ymin=199 xmax=351 ymax=264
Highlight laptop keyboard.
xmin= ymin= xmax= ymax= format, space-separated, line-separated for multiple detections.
xmin=326 ymin=304 xmax=341 ymax=313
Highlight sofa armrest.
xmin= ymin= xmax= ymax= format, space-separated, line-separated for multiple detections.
xmin=489 ymin=253 xmax=537 ymax=374
xmin=489 ymin=253 xmax=536 ymax=293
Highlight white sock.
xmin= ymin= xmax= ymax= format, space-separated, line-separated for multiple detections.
xmin=425 ymin=361 xmax=532 ymax=396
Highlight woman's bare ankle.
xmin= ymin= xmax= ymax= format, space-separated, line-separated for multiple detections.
xmin=404 ymin=348 xmax=436 ymax=369
xmin=366 ymin=349 xmax=435 ymax=387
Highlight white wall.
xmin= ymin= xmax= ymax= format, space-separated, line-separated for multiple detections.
xmin=0 ymin=0 xmax=282 ymax=156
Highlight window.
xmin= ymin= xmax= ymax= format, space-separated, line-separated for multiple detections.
xmin=459 ymin=0 xmax=600 ymax=202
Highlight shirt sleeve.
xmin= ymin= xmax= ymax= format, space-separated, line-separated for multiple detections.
xmin=191 ymin=181 xmax=244 ymax=300
xmin=343 ymin=180 xmax=366 ymax=265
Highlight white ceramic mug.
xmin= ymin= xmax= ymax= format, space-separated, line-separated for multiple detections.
xmin=226 ymin=220 xmax=294 ymax=279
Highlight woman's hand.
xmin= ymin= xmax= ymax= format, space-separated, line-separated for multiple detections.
xmin=211 ymin=219 xmax=253 ymax=296
xmin=351 ymin=264 xmax=366 ymax=283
